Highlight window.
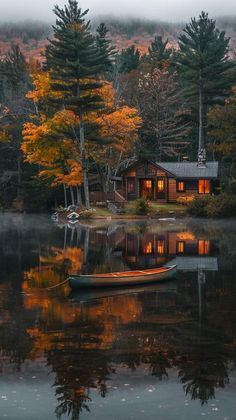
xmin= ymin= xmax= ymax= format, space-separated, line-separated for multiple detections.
xmin=177 ymin=241 xmax=185 ymax=254
xmin=157 ymin=179 xmax=165 ymax=192
xmin=198 ymin=180 xmax=210 ymax=194
xmin=198 ymin=240 xmax=210 ymax=255
xmin=143 ymin=241 xmax=153 ymax=254
xmin=177 ymin=181 xmax=185 ymax=192
xmin=157 ymin=239 xmax=165 ymax=255
xmin=127 ymin=178 xmax=135 ymax=193
xmin=144 ymin=180 xmax=152 ymax=189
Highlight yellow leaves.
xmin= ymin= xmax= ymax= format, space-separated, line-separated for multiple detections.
xmin=23 ymin=67 xmax=142 ymax=189
xmin=22 ymin=108 xmax=82 ymax=187
xmin=99 ymin=106 xmax=142 ymax=140
xmin=27 ymin=70 xmax=64 ymax=103
xmin=48 ymin=159 xmax=83 ymax=187
xmin=95 ymin=81 xmax=115 ymax=109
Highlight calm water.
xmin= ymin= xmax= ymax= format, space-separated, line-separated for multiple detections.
xmin=0 ymin=213 xmax=236 ymax=420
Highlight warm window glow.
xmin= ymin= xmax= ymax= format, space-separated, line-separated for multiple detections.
xmin=143 ymin=241 xmax=153 ymax=254
xmin=177 ymin=232 xmax=195 ymax=240
xmin=178 ymin=181 xmax=185 ymax=192
xmin=157 ymin=180 xmax=164 ymax=192
xmin=144 ymin=180 xmax=152 ymax=189
xmin=198 ymin=240 xmax=210 ymax=255
xmin=177 ymin=241 xmax=185 ymax=254
xmin=198 ymin=180 xmax=210 ymax=194
xmin=157 ymin=240 xmax=165 ymax=255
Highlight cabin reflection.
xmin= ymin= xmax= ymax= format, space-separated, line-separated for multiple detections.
xmin=116 ymin=230 xmax=218 ymax=270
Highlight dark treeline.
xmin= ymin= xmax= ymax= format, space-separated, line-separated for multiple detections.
xmin=0 ymin=3 xmax=236 ymax=211
xmin=0 ymin=20 xmax=52 ymax=42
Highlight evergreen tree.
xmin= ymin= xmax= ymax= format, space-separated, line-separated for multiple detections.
xmin=146 ymin=36 xmax=173 ymax=68
xmin=96 ymin=23 xmax=115 ymax=74
xmin=0 ymin=45 xmax=32 ymax=208
xmin=117 ymin=45 xmax=140 ymax=73
xmin=177 ymin=11 xmax=235 ymax=156
xmin=46 ymin=0 xmax=112 ymax=208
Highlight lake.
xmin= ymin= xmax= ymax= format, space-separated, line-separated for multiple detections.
xmin=0 ymin=213 xmax=236 ymax=420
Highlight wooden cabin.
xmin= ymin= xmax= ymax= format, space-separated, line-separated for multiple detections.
xmin=114 ymin=160 xmax=219 ymax=203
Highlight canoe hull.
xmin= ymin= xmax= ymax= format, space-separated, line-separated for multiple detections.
xmin=68 ymin=265 xmax=177 ymax=289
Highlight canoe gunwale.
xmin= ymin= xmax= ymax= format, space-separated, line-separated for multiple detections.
xmin=68 ymin=265 xmax=177 ymax=289
xmin=69 ymin=265 xmax=177 ymax=280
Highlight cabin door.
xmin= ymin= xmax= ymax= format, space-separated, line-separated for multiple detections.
xmin=140 ymin=179 xmax=154 ymax=200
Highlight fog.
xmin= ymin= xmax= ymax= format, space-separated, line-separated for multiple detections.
xmin=1 ymin=0 xmax=236 ymax=23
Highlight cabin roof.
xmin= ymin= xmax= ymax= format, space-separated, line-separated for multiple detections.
xmin=157 ymin=162 xmax=219 ymax=179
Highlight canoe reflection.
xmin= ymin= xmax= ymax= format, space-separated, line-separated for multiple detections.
xmin=69 ymin=280 xmax=177 ymax=302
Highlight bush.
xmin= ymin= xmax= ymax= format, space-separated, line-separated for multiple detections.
xmin=206 ymin=194 xmax=236 ymax=217
xmin=187 ymin=194 xmax=236 ymax=218
xmin=135 ymin=197 xmax=150 ymax=215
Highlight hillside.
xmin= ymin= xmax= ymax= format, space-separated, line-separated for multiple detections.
xmin=0 ymin=16 xmax=236 ymax=62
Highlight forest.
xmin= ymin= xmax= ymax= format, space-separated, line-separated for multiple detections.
xmin=0 ymin=0 xmax=236 ymax=213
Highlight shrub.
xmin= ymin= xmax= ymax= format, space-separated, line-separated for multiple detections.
xmin=187 ymin=194 xmax=236 ymax=218
xmin=187 ymin=196 xmax=210 ymax=217
xmin=205 ymin=194 xmax=236 ymax=217
xmin=135 ymin=197 xmax=150 ymax=215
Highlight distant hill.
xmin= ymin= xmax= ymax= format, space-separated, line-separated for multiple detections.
xmin=0 ymin=16 xmax=236 ymax=62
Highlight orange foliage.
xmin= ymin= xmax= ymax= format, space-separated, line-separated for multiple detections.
xmin=22 ymin=71 xmax=141 ymax=188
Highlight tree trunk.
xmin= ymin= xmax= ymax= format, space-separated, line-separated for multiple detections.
xmin=198 ymin=71 xmax=204 ymax=152
xmin=70 ymin=186 xmax=75 ymax=206
xmin=76 ymin=186 xmax=82 ymax=206
xmin=63 ymin=184 xmax=68 ymax=209
xmin=79 ymin=120 xmax=90 ymax=209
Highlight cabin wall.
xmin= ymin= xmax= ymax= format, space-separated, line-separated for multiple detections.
xmin=120 ymin=161 xmax=216 ymax=202
xmin=168 ymin=179 xmax=213 ymax=202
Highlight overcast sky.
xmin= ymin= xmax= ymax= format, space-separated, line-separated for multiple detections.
xmin=1 ymin=0 xmax=236 ymax=22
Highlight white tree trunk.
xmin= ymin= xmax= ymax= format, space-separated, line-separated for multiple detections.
xmin=198 ymin=71 xmax=204 ymax=152
xmin=63 ymin=184 xmax=68 ymax=208
xmin=79 ymin=120 xmax=90 ymax=209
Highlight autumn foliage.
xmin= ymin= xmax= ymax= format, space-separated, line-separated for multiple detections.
xmin=22 ymin=70 xmax=141 ymax=190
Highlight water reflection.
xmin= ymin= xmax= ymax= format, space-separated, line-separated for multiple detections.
xmin=0 ymin=214 xmax=236 ymax=419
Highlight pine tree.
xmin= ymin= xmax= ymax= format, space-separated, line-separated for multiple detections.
xmin=117 ymin=45 xmax=141 ymax=73
xmin=177 ymin=11 xmax=235 ymax=156
xmin=96 ymin=23 xmax=115 ymax=74
xmin=146 ymin=36 xmax=172 ymax=68
xmin=0 ymin=45 xmax=32 ymax=207
xmin=46 ymin=0 xmax=112 ymax=208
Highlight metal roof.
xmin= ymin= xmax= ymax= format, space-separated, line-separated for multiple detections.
xmin=157 ymin=162 xmax=219 ymax=179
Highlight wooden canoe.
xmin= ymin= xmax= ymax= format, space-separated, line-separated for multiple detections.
xmin=68 ymin=265 xmax=177 ymax=289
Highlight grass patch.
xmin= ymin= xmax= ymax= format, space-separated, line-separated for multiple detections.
xmin=124 ymin=201 xmax=187 ymax=216
xmin=90 ymin=202 xmax=187 ymax=218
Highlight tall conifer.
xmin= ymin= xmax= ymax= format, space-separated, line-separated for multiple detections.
xmin=178 ymin=11 xmax=234 ymax=156
xmin=46 ymin=0 xmax=111 ymax=208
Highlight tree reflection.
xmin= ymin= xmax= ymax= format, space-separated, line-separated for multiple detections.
xmin=0 ymin=218 xmax=236 ymax=418
xmin=174 ymin=323 xmax=231 ymax=404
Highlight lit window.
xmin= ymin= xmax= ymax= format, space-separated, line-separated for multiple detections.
xmin=198 ymin=180 xmax=210 ymax=194
xmin=177 ymin=181 xmax=185 ymax=192
xmin=157 ymin=240 xmax=165 ymax=255
xmin=177 ymin=241 xmax=185 ymax=254
xmin=198 ymin=240 xmax=210 ymax=255
xmin=157 ymin=180 xmax=164 ymax=192
xmin=144 ymin=180 xmax=152 ymax=189
xmin=144 ymin=241 xmax=153 ymax=254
